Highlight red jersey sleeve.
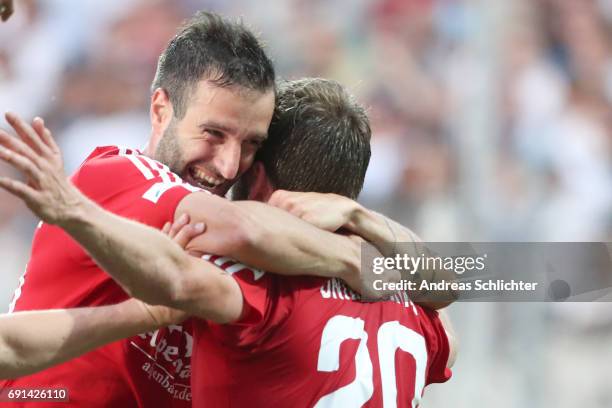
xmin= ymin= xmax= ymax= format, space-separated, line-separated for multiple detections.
xmin=73 ymin=146 xmax=202 ymax=230
xmin=200 ymin=255 xmax=292 ymax=348
xmin=417 ymin=308 xmax=453 ymax=384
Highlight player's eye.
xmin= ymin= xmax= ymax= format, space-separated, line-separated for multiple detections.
xmin=203 ymin=129 xmax=224 ymax=139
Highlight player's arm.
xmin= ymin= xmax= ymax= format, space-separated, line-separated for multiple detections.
xmin=175 ymin=192 xmax=364 ymax=289
xmin=347 ymin=205 xmax=458 ymax=308
xmin=50 ymin=203 xmax=245 ymax=322
xmin=267 ymin=190 xmax=458 ymax=309
xmin=0 ymin=299 xmax=181 ymax=379
xmin=0 ymin=114 xmax=245 ymax=320
xmin=348 ymin=208 xmax=458 ymax=308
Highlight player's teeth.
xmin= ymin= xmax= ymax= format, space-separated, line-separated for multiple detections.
xmin=193 ymin=168 xmax=222 ymax=186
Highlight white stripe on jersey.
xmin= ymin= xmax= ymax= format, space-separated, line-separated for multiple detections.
xmin=201 ymin=254 xmax=265 ymax=280
xmin=119 ymin=151 xmax=155 ymax=180
xmin=115 ymin=147 xmax=205 ymax=202
xmin=116 ymin=146 xmax=213 ymax=194
xmin=154 ymin=161 xmax=179 ymax=183
xmin=225 ymin=263 xmax=248 ymax=274
xmin=212 ymin=257 xmax=233 ymax=267
xmin=140 ymin=155 xmax=172 ymax=184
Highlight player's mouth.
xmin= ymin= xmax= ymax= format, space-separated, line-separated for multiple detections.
xmin=187 ymin=166 xmax=227 ymax=195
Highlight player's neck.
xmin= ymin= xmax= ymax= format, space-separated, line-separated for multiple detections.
xmin=141 ymin=141 xmax=155 ymax=158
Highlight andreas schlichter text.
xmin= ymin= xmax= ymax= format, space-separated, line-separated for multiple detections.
xmin=373 ymin=279 xmax=539 ymax=292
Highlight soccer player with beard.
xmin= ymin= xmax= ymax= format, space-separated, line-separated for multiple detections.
xmin=0 ymin=78 xmax=455 ymax=407
xmin=0 ymin=12 xmax=377 ymax=407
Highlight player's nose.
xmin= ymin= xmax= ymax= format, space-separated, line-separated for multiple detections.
xmin=215 ymin=142 xmax=241 ymax=180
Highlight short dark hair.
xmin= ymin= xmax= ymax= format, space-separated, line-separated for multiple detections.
xmin=257 ymin=78 xmax=371 ymax=199
xmin=152 ymin=11 xmax=275 ymax=118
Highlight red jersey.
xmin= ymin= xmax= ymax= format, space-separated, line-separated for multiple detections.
xmin=192 ymin=255 xmax=452 ymax=407
xmin=2 ymin=146 xmax=200 ymax=408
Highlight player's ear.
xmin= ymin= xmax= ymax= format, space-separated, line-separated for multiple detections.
xmin=248 ymin=162 xmax=274 ymax=201
xmin=150 ymin=88 xmax=173 ymax=135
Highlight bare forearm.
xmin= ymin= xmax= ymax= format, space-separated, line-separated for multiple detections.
xmin=52 ymin=194 xmax=243 ymax=322
xmin=0 ymin=300 xmax=157 ymax=379
xmin=349 ymin=206 xmax=417 ymax=253
xmin=60 ymin=198 xmax=191 ymax=306
xmin=188 ymin=200 xmax=361 ymax=282
xmin=52 ymin=192 xmax=241 ymax=320
xmin=233 ymin=201 xmax=361 ymax=282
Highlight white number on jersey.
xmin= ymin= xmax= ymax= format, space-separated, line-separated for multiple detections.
xmin=315 ymin=316 xmax=373 ymax=407
xmin=315 ymin=315 xmax=428 ymax=408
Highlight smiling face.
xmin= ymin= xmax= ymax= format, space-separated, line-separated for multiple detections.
xmin=149 ymin=80 xmax=275 ymax=196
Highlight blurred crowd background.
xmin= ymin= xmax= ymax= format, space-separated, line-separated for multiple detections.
xmin=2 ymin=0 xmax=612 ymax=407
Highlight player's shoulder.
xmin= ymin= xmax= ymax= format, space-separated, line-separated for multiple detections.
xmin=72 ymin=145 xmax=179 ymax=185
xmin=84 ymin=145 xmax=133 ymax=162
xmin=78 ymin=145 xmax=150 ymax=173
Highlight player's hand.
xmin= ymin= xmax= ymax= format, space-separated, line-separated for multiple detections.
xmin=344 ymin=234 xmax=401 ymax=301
xmin=161 ymin=213 xmax=206 ymax=256
xmin=0 ymin=112 xmax=82 ymax=226
xmin=8 ymin=114 xmax=64 ymax=172
xmin=0 ymin=0 xmax=13 ymax=22
xmin=268 ymin=190 xmax=360 ymax=232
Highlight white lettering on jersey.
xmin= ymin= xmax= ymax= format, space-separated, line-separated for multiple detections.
xmin=133 ymin=324 xmax=193 ymax=399
xmin=320 ymin=278 xmax=418 ymax=314
xmin=121 ymin=153 xmax=154 ymax=180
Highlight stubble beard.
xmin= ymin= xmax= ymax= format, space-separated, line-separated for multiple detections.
xmin=154 ymin=119 xmax=186 ymax=177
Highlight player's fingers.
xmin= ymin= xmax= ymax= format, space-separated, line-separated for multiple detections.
xmin=31 ymin=117 xmax=54 ymax=156
xmin=172 ymin=223 xmax=206 ymax=249
xmin=161 ymin=222 xmax=171 ymax=235
xmin=35 ymin=118 xmax=65 ymax=170
xmin=2 ymin=116 xmax=42 ymax=166
xmin=5 ymin=113 xmax=47 ymax=160
xmin=168 ymin=213 xmax=190 ymax=238
xmin=0 ymin=145 xmax=42 ymax=184
xmin=0 ymin=176 xmax=40 ymax=202
xmin=34 ymin=117 xmax=61 ymax=154
xmin=0 ymin=131 xmax=38 ymax=170
xmin=267 ymin=189 xmax=285 ymax=207
xmin=268 ymin=190 xmax=294 ymax=210
xmin=282 ymin=193 xmax=303 ymax=211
